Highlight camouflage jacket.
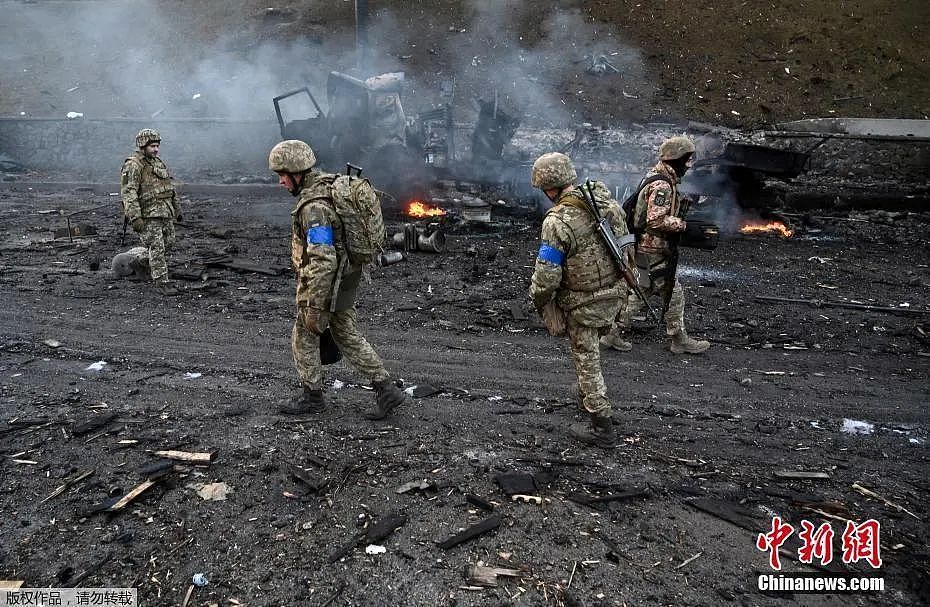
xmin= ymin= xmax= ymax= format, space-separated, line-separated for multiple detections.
xmin=635 ymin=161 xmax=686 ymax=254
xmin=290 ymin=172 xmax=359 ymax=312
xmin=120 ymin=152 xmax=178 ymax=222
xmin=529 ymin=183 xmax=626 ymax=327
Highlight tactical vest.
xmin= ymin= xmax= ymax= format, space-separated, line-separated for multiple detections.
xmin=548 ymin=191 xmax=619 ymax=293
xmin=289 ymin=175 xmax=345 ymax=272
xmin=125 ymin=154 xmax=175 ymax=212
xmin=635 ymin=164 xmax=681 ymax=250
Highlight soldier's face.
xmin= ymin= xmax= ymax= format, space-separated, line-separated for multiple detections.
xmin=143 ymin=142 xmax=160 ymax=158
xmin=277 ymin=172 xmax=301 ymax=194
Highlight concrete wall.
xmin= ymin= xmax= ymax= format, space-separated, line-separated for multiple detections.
xmin=0 ymin=117 xmax=282 ymax=181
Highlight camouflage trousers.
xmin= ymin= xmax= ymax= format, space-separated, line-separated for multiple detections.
xmin=617 ymin=252 xmax=685 ymax=335
xmin=137 ymin=218 xmax=175 ymax=282
xmin=567 ymin=319 xmax=611 ymax=417
xmin=292 ymin=306 xmax=389 ymax=389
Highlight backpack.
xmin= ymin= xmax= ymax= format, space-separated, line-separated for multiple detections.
xmin=327 ymin=174 xmax=387 ymax=266
xmin=621 ymin=174 xmax=671 ymax=236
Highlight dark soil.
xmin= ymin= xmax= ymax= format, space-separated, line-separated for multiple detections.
xmin=1 ymin=186 xmax=928 ymax=605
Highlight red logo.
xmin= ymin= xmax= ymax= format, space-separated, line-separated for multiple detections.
xmin=757 ymin=517 xmax=882 ymax=569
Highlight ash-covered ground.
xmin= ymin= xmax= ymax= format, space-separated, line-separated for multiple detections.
xmin=1 ymin=185 xmax=928 ymax=606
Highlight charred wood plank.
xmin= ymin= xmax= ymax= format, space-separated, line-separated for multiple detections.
xmin=465 ymin=494 xmax=495 ymax=512
xmin=40 ymin=470 xmax=94 ymax=503
xmin=88 ymin=479 xmax=158 ymax=514
xmin=437 ymin=515 xmax=501 ymax=550
xmin=72 ymin=412 xmax=117 ymax=436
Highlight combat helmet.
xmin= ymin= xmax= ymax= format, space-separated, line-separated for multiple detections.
xmin=531 ymin=152 xmax=577 ymax=190
xmin=135 ymin=128 xmax=161 ymax=148
xmin=659 ymin=136 xmax=696 ymax=161
xmin=268 ymin=140 xmax=317 ymax=173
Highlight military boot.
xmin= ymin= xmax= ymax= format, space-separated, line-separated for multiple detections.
xmin=569 ymin=413 xmax=617 ymax=449
xmin=279 ymin=386 xmax=326 ymax=415
xmin=365 ymin=379 xmax=406 ymax=420
xmin=155 ymin=280 xmax=181 ymax=296
xmin=599 ymin=328 xmax=632 ymax=352
xmin=669 ymin=330 xmax=710 ymax=354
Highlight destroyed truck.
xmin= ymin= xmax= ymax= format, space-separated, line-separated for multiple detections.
xmin=273 ymin=71 xmax=436 ymax=202
xmin=274 ymin=71 xmax=522 ymax=204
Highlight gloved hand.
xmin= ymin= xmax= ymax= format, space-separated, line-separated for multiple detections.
xmin=131 ymin=218 xmax=145 ymax=233
xmin=539 ymin=300 xmax=566 ymax=337
xmin=299 ymin=306 xmax=324 ymax=335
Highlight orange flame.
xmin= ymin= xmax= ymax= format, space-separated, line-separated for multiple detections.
xmin=739 ymin=220 xmax=793 ymax=238
xmin=406 ymin=200 xmax=447 ymax=218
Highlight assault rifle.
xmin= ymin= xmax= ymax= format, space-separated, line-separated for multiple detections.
xmin=579 ymin=180 xmax=660 ymax=325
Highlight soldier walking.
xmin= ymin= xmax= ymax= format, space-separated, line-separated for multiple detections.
xmin=268 ymin=140 xmax=406 ymax=419
xmin=529 ymin=152 xmax=628 ymax=449
xmin=601 ymin=136 xmax=710 ymax=354
xmin=120 ymin=128 xmax=182 ymax=296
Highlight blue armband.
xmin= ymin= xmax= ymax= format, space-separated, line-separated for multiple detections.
xmin=537 ymin=243 xmax=564 ymax=265
xmin=306 ymin=225 xmax=334 ymax=246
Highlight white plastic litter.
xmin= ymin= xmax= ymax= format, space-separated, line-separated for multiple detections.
xmin=841 ymin=419 xmax=874 ymax=435
xmin=332 ymin=379 xmax=345 ymax=390
xmin=365 ymin=544 xmax=386 ymax=555
xmin=85 ymin=361 xmax=107 ymax=371
xmin=66 ymin=111 xmax=83 ymax=119
xmin=183 ymin=372 xmax=202 ymax=379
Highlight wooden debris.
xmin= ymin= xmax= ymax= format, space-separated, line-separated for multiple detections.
xmin=154 ymin=450 xmax=216 ymax=464
xmin=72 ymin=412 xmax=117 ymax=436
xmin=756 ymin=295 xmax=930 ymax=317
xmin=774 ymin=470 xmax=832 ymax=480
xmin=89 ymin=479 xmax=158 ymax=513
xmin=464 ymin=564 xmax=522 ymax=587
xmin=437 ymin=515 xmax=501 ymax=550
xmin=68 ymin=551 xmax=112 ymax=586
xmin=40 ymin=469 xmax=94 ymax=504
xmin=181 ymin=584 xmax=195 ymax=607
xmin=0 ymin=581 xmax=24 ymax=589
xmin=327 ymin=512 xmax=407 ymax=563
xmin=203 ymin=256 xmax=284 ymax=276
xmin=567 ymin=488 xmax=649 ymax=508
xmin=465 ymin=494 xmax=495 ymax=512
xmin=686 ymin=498 xmax=760 ymax=532
xmin=674 ymin=552 xmax=703 ymax=570
xmin=852 ymin=482 xmax=919 ymax=520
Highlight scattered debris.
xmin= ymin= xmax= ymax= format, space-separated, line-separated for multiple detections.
xmin=84 ymin=361 xmax=107 ymax=372
xmin=365 ymin=544 xmax=387 ymax=555
xmin=154 ymin=450 xmax=217 ymax=464
xmin=465 ymin=494 xmax=495 ymax=512
xmin=841 ymin=419 xmax=874 ymax=435
xmin=327 ymin=512 xmax=407 ymax=563
xmin=437 ymin=515 xmax=501 ymax=550
xmin=464 ymin=563 xmax=522 ymax=587
xmin=494 ymin=472 xmax=536 ymax=496
xmin=195 ymin=482 xmax=231 ymax=501
xmin=756 ymin=295 xmax=930 ymax=317
xmin=89 ymin=479 xmax=158 ymax=514
xmin=71 ymin=412 xmax=117 ymax=436
xmin=674 ymin=552 xmax=703 ymax=570
xmin=774 ymin=470 xmax=832 ymax=480
xmin=852 ymin=482 xmax=919 ymax=520
xmin=40 ymin=469 xmax=94 ymax=503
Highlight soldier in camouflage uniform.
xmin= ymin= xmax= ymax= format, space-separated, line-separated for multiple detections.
xmin=601 ymin=136 xmax=710 ymax=354
xmin=269 ymin=140 xmax=406 ymax=419
xmin=529 ymin=152 xmax=627 ymax=449
xmin=120 ymin=128 xmax=182 ymax=296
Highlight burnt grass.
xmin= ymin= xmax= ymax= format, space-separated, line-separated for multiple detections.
xmin=1 ymin=187 xmax=928 ymax=606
